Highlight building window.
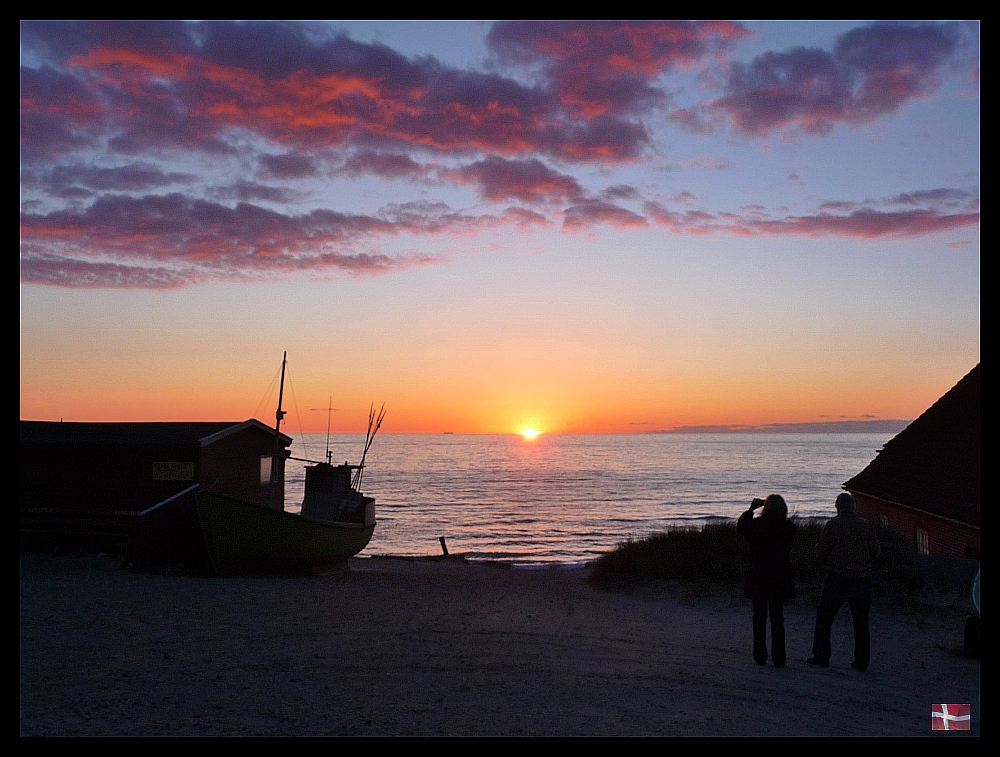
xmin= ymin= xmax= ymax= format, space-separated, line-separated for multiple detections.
xmin=915 ymin=528 xmax=930 ymax=556
xmin=260 ymin=455 xmax=273 ymax=485
xmin=879 ymin=514 xmax=889 ymax=528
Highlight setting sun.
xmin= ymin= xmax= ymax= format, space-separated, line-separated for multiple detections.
xmin=520 ymin=428 xmax=540 ymax=440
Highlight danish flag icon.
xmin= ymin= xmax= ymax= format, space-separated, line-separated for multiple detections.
xmin=931 ymin=704 xmax=971 ymax=730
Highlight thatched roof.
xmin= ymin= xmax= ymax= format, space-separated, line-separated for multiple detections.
xmin=844 ymin=364 xmax=980 ymax=527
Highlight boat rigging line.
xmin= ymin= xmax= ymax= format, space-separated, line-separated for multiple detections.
xmin=283 ymin=362 xmax=311 ymax=463
xmin=253 ymin=362 xmax=282 ymax=422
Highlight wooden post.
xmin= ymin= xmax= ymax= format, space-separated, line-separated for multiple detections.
xmin=439 ymin=536 xmax=449 ymax=556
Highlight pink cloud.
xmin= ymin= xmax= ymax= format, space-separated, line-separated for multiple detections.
xmin=18 ymin=193 xmax=555 ymax=288
xmin=21 ymin=21 xmax=673 ymax=165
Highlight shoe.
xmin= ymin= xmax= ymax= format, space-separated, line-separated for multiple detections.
xmin=806 ymin=657 xmax=829 ymax=668
xmin=850 ymin=660 xmax=867 ymax=672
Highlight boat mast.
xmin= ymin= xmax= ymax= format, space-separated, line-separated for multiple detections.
xmin=269 ymin=351 xmax=287 ymax=510
xmin=325 ymin=395 xmax=333 ymax=465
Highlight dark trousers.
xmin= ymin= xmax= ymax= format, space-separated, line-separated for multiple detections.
xmin=812 ymin=573 xmax=872 ymax=668
xmin=752 ymin=597 xmax=786 ymax=666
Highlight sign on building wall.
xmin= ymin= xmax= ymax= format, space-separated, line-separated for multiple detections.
xmin=152 ymin=462 xmax=195 ymax=481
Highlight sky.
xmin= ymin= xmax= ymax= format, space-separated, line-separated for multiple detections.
xmin=20 ymin=20 xmax=980 ymax=434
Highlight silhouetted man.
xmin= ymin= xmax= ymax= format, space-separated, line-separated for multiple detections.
xmin=808 ymin=492 xmax=881 ymax=671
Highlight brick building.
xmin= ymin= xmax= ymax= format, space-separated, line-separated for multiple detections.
xmin=844 ymin=365 xmax=980 ymax=558
xmin=20 ymin=420 xmax=291 ymax=549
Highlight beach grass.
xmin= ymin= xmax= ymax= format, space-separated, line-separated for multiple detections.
xmin=588 ymin=519 xmax=922 ymax=599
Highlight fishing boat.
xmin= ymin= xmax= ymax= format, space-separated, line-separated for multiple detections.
xmin=125 ymin=353 xmax=383 ymax=575
xmin=193 ymin=483 xmax=375 ymax=575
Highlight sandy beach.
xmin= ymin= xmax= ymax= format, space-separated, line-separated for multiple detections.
xmin=20 ymin=552 xmax=978 ymax=736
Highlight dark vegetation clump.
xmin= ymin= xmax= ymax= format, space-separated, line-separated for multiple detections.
xmin=587 ymin=522 xmax=750 ymax=592
xmin=588 ymin=519 xmax=920 ymax=599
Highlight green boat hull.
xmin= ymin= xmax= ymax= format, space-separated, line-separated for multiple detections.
xmin=195 ymin=490 xmax=375 ymax=575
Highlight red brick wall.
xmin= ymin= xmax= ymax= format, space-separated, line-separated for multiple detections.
xmin=852 ymin=491 xmax=980 ymax=558
xmin=198 ymin=427 xmax=289 ymax=508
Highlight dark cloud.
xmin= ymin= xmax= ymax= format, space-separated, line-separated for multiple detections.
xmin=47 ymin=162 xmax=195 ymax=191
xmin=485 ymin=21 xmax=749 ymax=156
xmin=49 ymin=186 xmax=96 ymax=200
xmin=668 ymin=106 xmax=715 ymax=135
xmin=685 ymin=155 xmax=730 ymax=170
xmin=832 ymin=22 xmax=961 ymax=122
xmin=499 ymin=206 xmax=552 ymax=228
xmin=819 ymin=188 xmax=979 ymax=214
xmin=741 ymin=208 xmax=979 ymax=238
xmin=19 ymin=247 xmax=433 ymax=289
xmin=884 ymin=188 xmax=977 ymax=209
xmin=445 ymin=157 xmax=583 ymax=204
xmin=259 ymin=153 xmax=320 ymax=180
xmin=213 ymin=181 xmax=301 ymax=204
xmin=601 ymin=184 xmax=643 ymax=201
xmin=20 ymin=20 xmax=193 ymax=61
xmin=341 ymin=150 xmax=428 ymax=180
xmin=645 ymin=190 xmax=980 ymax=238
xmin=22 ymin=193 xmax=387 ymax=249
xmin=20 ymin=252 xmax=195 ymax=289
xmin=563 ymin=199 xmax=649 ymax=230
xmin=20 ymin=65 xmax=103 ymax=161
xmin=713 ymin=47 xmax=853 ymax=135
xmin=817 ymin=200 xmax=857 ymax=212
xmin=712 ymin=22 xmax=964 ymax=136
xmin=488 ymin=21 xmax=749 ymax=117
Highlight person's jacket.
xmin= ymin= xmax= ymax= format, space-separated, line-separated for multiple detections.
xmin=738 ymin=509 xmax=796 ymax=601
xmin=817 ymin=511 xmax=880 ymax=579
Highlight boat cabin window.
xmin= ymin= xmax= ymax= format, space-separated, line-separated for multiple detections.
xmin=260 ymin=455 xmax=273 ymax=485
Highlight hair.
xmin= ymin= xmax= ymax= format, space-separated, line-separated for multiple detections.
xmin=835 ymin=492 xmax=856 ymax=513
xmin=763 ymin=494 xmax=787 ymax=518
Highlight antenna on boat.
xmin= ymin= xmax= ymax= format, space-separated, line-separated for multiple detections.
xmin=352 ymin=403 xmax=385 ymax=492
xmin=325 ymin=395 xmax=333 ymax=466
xmin=269 ymin=351 xmax=287 ymax=510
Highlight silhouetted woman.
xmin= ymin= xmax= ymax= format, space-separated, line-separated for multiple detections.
xmin=737 ymin=494 xmax=795 ymax=667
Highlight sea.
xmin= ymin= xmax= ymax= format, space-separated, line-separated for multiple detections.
xmin=283 ymin=433 xmax=894 ymax=567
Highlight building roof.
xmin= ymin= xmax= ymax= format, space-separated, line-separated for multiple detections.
xmin=20 ymin=420 xmax=291 ymax=447
xmin=844 ymin=364 xmax=980 ymax=527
